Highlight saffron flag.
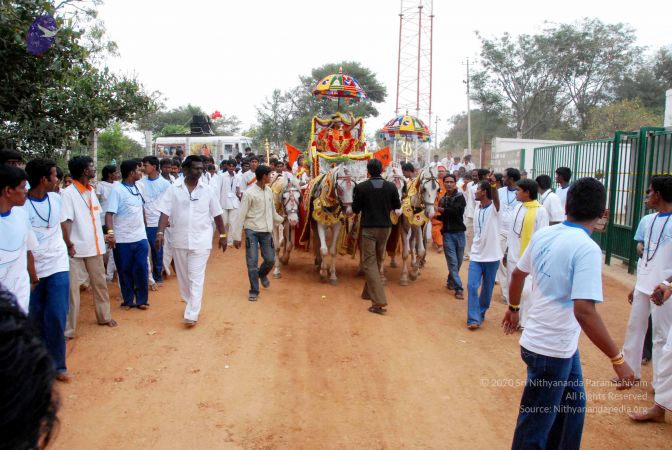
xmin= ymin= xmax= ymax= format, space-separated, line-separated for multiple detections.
xmin=285 ymin=143 xmax=302 ymax=168
xmin=373 ymin=147 xmax=392 ymax=169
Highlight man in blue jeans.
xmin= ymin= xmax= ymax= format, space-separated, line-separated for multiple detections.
xmin=436 ymin=173 xmax=466 ymax=300
xmin=232 ymin=165 xmax=284 ymax=301
xmin=25 ymin=158 xmax=71 ymax=382
xmin=502 ymin=177 xmax=635 ymax=449
xmin=466 ymin=173 xmax=500 ymax=329
xmin=105 ymin=160 xmax=149 ymax=310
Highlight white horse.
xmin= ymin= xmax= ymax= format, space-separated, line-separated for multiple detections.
xmin=399 ymin=166 xmax=440 ymax=286
xmin=309 ymin=164 xmax=356 ymax=285
xmin=270 ymin=173 xmax=302 ymax=279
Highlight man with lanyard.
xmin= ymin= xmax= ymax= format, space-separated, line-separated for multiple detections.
xmin=464 ymin=169 xmax=486 ymax=260
xmin=497 ymin=168 xmax=521 ymax=304
xmin=160 ymin=158 xmax=175 ymax=183
xmin=353 ymin=159 xmax=402 ymax=314
xmin=504 ymin=178 xmax=549 ymax=328
xmin=24 ymin=159 xmax=70 ymax=381
xmin=436 ymin=173 xmax=466 ymax=300
xmin=61 ymin=156 xmax=117 ymax=337
xmin=630 ymin=267 xmax=672 ymax=423
xmin=466 ymin=173 xmax=501 ymax=329
xmin=155 ymin=156 xmax=227 ymax=326
xmin=502 ymin=177 xmax=635 ymax=449
xmin=536 ymin=174 xmax=564 ymax=225
xmin=0 ymin=165 xmax=38 ymax=313
xmin=105 ymin=160 xmax=149 ymax=310
xmin=232 ymin=165 xmax=284 ymax=302
xmin=621 ymin=175 xmax=672 ymax=394
xmin=215 ymin=159 xmax=241 ymax=247
xmin=140 ymin=156 xmax=171 ymax=286
xmin=241 ymin=156 xmax=259 ymax=193
xmin=555 ymin=167 xmax=572 ymax=214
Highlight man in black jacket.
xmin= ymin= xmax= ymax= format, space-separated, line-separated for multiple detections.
xmin=437 ymin=173 xmax=467 ymax=299
xmin=352 ymin=159 xmax=402 ymax=314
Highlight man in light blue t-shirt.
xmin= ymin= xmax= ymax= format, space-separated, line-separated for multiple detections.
xmin=502 ymin=177 xmax=635 ymax=450
xmin=105 ymin=160 xmax=149 ymax=310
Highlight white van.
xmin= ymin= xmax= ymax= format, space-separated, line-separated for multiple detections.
xmin=155 ymin=135 xmax=254 ymax=162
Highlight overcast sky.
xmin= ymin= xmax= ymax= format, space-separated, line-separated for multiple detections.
xmin=99 ymin=0 xmax=671 ymax=141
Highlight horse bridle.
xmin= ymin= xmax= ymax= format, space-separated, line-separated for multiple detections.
xmin=334 ymin=168 xmax=356 ymax=207
xmin=281 ymin=182 xmax=301 ymax=215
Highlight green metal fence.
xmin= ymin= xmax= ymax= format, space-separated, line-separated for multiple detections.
xmin=532 ymin=128 xmax=672 ymax=273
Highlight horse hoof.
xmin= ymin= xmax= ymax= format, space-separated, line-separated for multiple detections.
xmin=399 ymin=279 xmax=409 ymax=286
xmin=329 ymin=279 xmax=338 ymax=286
xmin=390 ymin=261 xmax=398 ymax=268
xmin=273 ymin=273 xmax=282 ymax=279
xmin=409 ymin=273 xmax=418 ymax=281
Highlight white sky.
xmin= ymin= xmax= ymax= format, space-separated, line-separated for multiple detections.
xmin=99 ymin=0 xmax=672 ymax=142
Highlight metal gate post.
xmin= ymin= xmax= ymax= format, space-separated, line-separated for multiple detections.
xmin=605 ymin=132 xmax=623 ymax=265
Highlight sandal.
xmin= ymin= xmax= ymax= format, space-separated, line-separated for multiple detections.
xmin=368 ymin=305 xmax=386 ymax=315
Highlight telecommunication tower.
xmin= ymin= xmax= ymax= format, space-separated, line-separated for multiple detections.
xmin=394 ymin=0 xmax=434 ymax=159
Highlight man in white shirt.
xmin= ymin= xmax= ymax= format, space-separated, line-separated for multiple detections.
xmin=505 ymin=179 xmax=549 ymax=327
xmin=96 ymin=164 xmax=119 ymax=282
xmin=429 ymin=154 xmax=440 ymax=168
xmin=232 ymin=165 xmax=284 ymax=302
xmin=61 ymin=156 xmax=117 ymax=337
xmin=140 ymin=156 xmax=171 ymax=284
xmin=462 ymin=154 xmax=475 ymax=172
xmin=156 ymin=156 xmax=227 ymax=326
xmin=536 ymin=174 xmax=565 ymax=225
xmin=105 ymin=160 xmax=149 ymax=310
xmin=240 ymin=155 xmax=259 ymax=193
xmin=621 ymin=175 xmax=672 ymax=392
xmin=502 ymin=177 xmax=634 ymax=449
xmin=24 ymin=159 xmax=71 ymax=381
xmin=464 ymin=169 xmax=486 ymax=260
xmin=449 ymin=156 xmax=463 ymax=173
xmin=555 ymin=166 xmax=572 ymax=212
xmin=466 ymin=173 xmax=501 ymax=329
xmin=0 ymin=166 xmax=38 ymax=313
xmin=497 ymin=168 xmax=522 ymax=304
xmin=215 ymin=159 xmax=241 ymax=247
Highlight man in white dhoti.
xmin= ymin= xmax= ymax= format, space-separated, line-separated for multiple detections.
xmin=155 ymin=156 xmax=227 ymax=327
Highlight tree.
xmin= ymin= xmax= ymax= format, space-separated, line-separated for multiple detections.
xmin=474 ymin=31 xmax=565 ymax=138
xmin=440 ymin=109 xmax=512 ymax=152
xmin=653 ymin=46 xmax=672 ymax=87
xmin=97 ymin=122 xmax=143 ymax=164
xmin=549 ymin=19 xmax=640 ymax=131
xmin=585 ymin=99 xmax=661 ymax=139
xmin=0 ymin=0 xmax=158 ymax=157
xmin=212 ymin=115 xmax=241 ymax=136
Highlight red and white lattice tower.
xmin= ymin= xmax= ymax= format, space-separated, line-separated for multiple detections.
xmin=394 ymin=0 xmax=434 ymax=161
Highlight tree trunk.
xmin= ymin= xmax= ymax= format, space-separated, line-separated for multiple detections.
xmin=89 ymin=129 xmax=98 ymax=170
xmin=144 ymin=130 xmax=153 ymax=156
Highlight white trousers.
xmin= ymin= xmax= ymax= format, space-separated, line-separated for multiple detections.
xmin=497 ymin=233 xmax=509 ymax=303
xmin=172 ymin=248 xmax=210 ymax=321
xmin=162 ymin=228 xmax=173 ymax=276
xmin=655 ymin=325 xmax=672 ymax=410
xmin=623 ymin=289 xmax=672 ymax=388
xmin=222 ymin=209 xmax=239 ymax=245
xmin=622 ymin=289 xmax=652 ymax=381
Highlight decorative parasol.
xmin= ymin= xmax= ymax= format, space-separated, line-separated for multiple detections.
xmin=312 ymin=68 xmax=368 ymax=110
xmin=26 ymin=16 xmax=57 ymax=56
xmin=379 ymin=113 xmax=431 ymax=143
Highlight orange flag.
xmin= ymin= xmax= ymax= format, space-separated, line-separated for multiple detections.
xmin=373 ymin=147 xmax=391 ymax=169
xmin=285 ymin=143 xmax=302 ymax=168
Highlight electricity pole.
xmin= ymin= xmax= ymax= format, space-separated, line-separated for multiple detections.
xmin=465 ymin=57 xmax=472 ymax=157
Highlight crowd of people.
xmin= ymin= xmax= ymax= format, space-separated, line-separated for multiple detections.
xmin=1 ymin=146 xmax=671 ymax=449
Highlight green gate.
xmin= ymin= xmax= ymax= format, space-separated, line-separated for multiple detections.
xmin=531 ymin=128 xmax=672 ymax=273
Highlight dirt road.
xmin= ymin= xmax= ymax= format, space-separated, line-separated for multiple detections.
xmin=52 ymin=247 xmax=670 ymax=449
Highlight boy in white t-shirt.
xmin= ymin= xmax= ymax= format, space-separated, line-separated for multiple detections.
xmin=105 ymin=160 xmax=149 ymax=310
xmin=621 ymin=175 xmax=672 ymax=392
xmin=535 ymin=174 xmax=565 ymax=224
xmin=0 ymin=166 xmax=38 ymax=313
xmin=555 ymin=167 xmax=572 ymax=213
xmin=466 ymin=173 xmax=501 ymax=329
xmin=505 ymin=179 xmax=549 ymax=327
xmin=140 ymin=156 xmax=171 ymax=284
xmin=25 ymin=159 xmax=71 ymax=381
xmin=502 ymin=177 xmax=634 ymax=449
xmin=497 ymin=168 xmax=522 ymax=304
